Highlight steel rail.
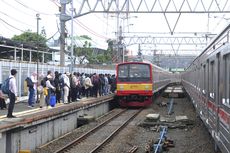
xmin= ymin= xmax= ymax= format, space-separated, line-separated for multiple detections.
xmin=90 ymin=109 xmax=143 ymax=153
xmin=54 ymin=109 xmax=127 ymax=153
xmin=127 ymin=146 xmax=138 ymax=153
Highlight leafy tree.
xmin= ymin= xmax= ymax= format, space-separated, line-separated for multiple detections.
xmin=73 ymin=36 xmax=114 ymax=64
xmin=12 ymin=30 xmax=48 ymax=48
xmin=11 ymin=30 xmax=50 ymax=62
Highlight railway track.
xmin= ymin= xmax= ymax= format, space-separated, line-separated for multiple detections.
xmin=54 ymin=109 xmax=142 ymax=153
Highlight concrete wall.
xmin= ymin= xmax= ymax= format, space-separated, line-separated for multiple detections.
xmin=1 ymin=101 xmax=110 ymax=153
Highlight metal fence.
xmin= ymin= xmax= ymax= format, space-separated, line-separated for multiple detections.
xmin=0 ymin=60 xmax=115 ymax=97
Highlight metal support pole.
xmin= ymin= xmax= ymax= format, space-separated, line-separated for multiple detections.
xmin=14 ymin=48 xmax=16 ymax=61
xmin=21 ymin=44 xmax=23 ymax=61
xmin=70 ymin=0 xmax=74 ymax=72
xmin=116 ymin=0 xmax=120 ymax=62
xmin=29 ymin=50 xmax=32 ymax=62
xmin=36 ymin=13 xmax=41 ymax=103
xmin=42 ymin=53 xmax=44 ymax=63
xmin=60 ymin=2 xmax=66 ymax=66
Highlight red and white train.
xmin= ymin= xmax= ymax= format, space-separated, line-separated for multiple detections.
xmin=182 ymin=24 xmax=230 ymax=153
xmin=116 ymin=61 xmax=174 ymax=107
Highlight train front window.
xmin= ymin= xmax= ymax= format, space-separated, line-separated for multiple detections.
xmin=118 ymin=64 xmax=151 ymax=82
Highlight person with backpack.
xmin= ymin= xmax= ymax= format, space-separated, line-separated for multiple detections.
xmin=45 ymin=74 xmax=56 ymax=106
xmin=0 ymin=84 xmax=7 ymax=110
xmin=54 ymin=71 xmax=61 ymax=103
xmin=26 ymin=72 xmax=37 ymax=108
xmin=7 ymin=69 xmax=17 ymax=118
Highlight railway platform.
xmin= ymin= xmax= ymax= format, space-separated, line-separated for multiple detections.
xmin=0 ymin=94 xmax=115 ymax=153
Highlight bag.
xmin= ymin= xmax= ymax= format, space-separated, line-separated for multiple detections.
xmin=49 ymin=94 xmax=56 ymax=107
xmin=37 ymin=85 xmax=43 ymax=94
xmin=41 ymin=77 xmax=47 ymax=87
xmin=1 ymin=77 xmax=12 ymax=94
xmin=25 ymin=77 xmax=34 ymax=88
xmin=43 ymin=87 xmax=48 ymax=96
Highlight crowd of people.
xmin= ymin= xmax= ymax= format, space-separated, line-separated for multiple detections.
xmin=0 ymin=69 xmax=116 ymax=118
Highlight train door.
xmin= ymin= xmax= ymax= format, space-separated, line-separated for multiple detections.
xmin=199 ymin=62 xmax=208 ymax=121
xmin=208 ymin=56 xmax=217 ymax=132
xmin=214 ymin=53 xmax=220 ymax=141
xmin=217 ymin=52 xmax=230 ymax=152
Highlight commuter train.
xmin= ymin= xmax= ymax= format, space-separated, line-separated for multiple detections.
xmin=116 ymin=61 xmax=174 ymax=107
xmin=182 ymin=24 xmax=230 ymax=153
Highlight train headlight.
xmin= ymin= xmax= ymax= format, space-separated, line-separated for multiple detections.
xmin=119 ymin=85 xmax=124 ymax=90
xmin=145 ymin=85 xmax=149 ymax=90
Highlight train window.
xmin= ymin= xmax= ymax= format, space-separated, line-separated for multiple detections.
xmin=223 ymin=55 xmax=230 ymax=107
xmin=202 ymin=65 xmax=206 ymax=95
xmin=118 ymin=64 xmax=129 ymax=78
xmin=209 ymin=61 xmax=215 ymax=99
xmin=117 ymin=64 xmax=151 ymax=82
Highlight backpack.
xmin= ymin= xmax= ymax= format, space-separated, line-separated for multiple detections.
xmin=59 ymin=77 xmax=65 ymax=88
xmin=25 ymin=77 xmax=34 ymax=88
xmin=92 ymin=76 xmax=99 ymax=85
xmin=1 ymin=77 xmax=12 ymax=94
xmin=41 ymin=77 xmax=47 ymax=87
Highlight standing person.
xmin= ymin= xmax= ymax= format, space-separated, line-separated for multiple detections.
xmin=0 ymin=84 xmax=7 ymax=110
xmin=104 ymin=74 xmax=109 ymax=95
xmin=71 ymin=72 xmax=77 ymax=102
xmin=63 ymin=73 xmax=70 ymax=104
xmin=45 ymin=75 xmax=55 ymax=106
xmin=84 ymin=74 xmax=93 ymax=98
xmin=37 ymin=74 xmax=45 ymax=108
xmin=54 ymin=71 xmax=61 ymax=103
xmin=27 ymin=72 xmax=37 ymax=107
xmin=7 ymin=69 xmax=17 ymax=118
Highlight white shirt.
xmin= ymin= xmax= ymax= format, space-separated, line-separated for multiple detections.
xmin=46 ymin=79 xmax=55 ymax=89
xmin=63 ymin=74 xmax=70 ymax=88
xmin=30 ymin=75 xmax=37 ymax=89
xmin=9 ymin=75 xmax=17 ymax=96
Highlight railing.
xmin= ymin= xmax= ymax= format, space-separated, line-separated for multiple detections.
xmin=0 ymin=61 xmax=115 ymax=98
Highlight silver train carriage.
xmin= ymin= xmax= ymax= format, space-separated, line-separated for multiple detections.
xmin=182 ymin=24 xmax=230 ymax=153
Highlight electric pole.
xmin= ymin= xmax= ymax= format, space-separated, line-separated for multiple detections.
xmin=60 ymin=0 xmax=67 ymax=66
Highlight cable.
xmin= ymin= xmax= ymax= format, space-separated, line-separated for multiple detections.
xmin=13 ymin=0 xmax=56 ymax=16
xmin=49 ymin=0 xmax=61 ymax=7
xmin=1 ymin=0 xmax=34 ymax=17
xmin=0 ymin=10 xmax=35 ymax=27
xmin=74 ymin=19 xmax=108 ymax=39
xmin=66 ymin=9 xmax=109 ymax=40
xmin=0 ymin=18 xmax=24 ymax=32
xmin=46 ymin=31 xmax=59 ymax=41
xmin=75 ymin=0 xmax=115 ymax=32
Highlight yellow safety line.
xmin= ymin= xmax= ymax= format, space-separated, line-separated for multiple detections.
xmin=0 ymin=103 xmax=65 ymax=120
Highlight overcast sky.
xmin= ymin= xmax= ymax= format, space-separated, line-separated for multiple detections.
xmin=0 ymin=0 xmax=230 ymax=55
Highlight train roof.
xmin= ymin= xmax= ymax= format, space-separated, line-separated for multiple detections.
xmin=116 ymin=62 xmax=172 ymax=73
xmin=186 ymin=24 xmax=230 ymax=70
xmin=116 ymin=61 xmax=151 ymax=65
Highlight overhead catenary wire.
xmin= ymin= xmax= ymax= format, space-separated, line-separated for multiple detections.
xmin=0 ymin=10 xmax=35 ymax=28
xmin=1 ymin=0 xmax=35 ymax=17
xmin=49 ymin=0 xmax=61 ymax=7
xmin=13 ymin=0 xmax=56 ymax=16
xmin=0 ymin=18 xmax=25 ymax=32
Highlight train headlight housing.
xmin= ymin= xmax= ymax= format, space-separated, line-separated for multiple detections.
xmin=119 ymin=85 xmax=124 ymax=90
xmin=145 ymin=85 xmax=149 ymax=90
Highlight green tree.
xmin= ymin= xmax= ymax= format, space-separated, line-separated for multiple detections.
xmin=12 ymin=30 xmax=48 ymax=48
xmin=73 ymin=36 xmax=114 ymax=64
xmin=11 ymin=30 xmax=50 ymax=62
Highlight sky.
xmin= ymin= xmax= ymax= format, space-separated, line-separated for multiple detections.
xmin=0 ymin=0 xmax=230 ymax=56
